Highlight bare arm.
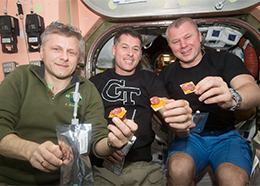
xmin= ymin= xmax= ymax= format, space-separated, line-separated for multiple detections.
xmin=230 ymin=74 xmax=260 ymax=109
xmin=0 ymin=134 xmax=38 ymax=161
xmin=0 ymin=134 xmax=63 ymax=172
xmin=94 ymin=137 xmax=115 ymax=157
xmin=195 ymin=74 xmax=260 ymax=110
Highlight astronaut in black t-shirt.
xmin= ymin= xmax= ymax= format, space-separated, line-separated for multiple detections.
xmin=160 ymin=17 xmax=260 ymax=186
xmin=90 ymin=28 xmax=193 ymax=185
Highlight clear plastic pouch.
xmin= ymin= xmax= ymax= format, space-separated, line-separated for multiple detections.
xmin=57 ymin=123 xmax=93 ymax=186
xmin=102 ymin=135 xmax=137 ymax=175
xmin=190 ymin=110 xmax=209 ymax=133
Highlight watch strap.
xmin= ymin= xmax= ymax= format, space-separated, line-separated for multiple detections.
xmin=107 ymin=138 xmax=123 ymax=150
xmin=228 ymin=88 xmax=242 ymax=111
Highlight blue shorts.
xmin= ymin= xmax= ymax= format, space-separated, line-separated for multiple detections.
xmin=167 ymin=130 xmax=252 ymax=178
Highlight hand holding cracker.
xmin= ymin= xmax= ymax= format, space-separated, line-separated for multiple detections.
xmin=160 ymin=98 xmax=195 ymax=137
xmin=107 ymin=108 xmax=137 ymax=150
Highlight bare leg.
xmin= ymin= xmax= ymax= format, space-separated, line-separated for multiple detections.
xmin=167 ymin=152 xmax=196 ymax=186
xmin=216 ymin=162 xmax=249 ymax=186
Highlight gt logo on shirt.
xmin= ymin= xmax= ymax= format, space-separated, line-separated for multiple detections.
xmin=101 ymin=79 xmax=141 ymax=105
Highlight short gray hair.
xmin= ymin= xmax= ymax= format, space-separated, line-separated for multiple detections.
xmin=41 ymin=22 xmax=85 ymax=59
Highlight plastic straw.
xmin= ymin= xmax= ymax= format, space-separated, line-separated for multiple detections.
xmin=71 ymin=82 xmax=80 ymax=125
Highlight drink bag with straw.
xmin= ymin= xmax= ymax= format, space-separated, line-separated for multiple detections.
xmin=56 ymin=82 xmax=94 ymax=186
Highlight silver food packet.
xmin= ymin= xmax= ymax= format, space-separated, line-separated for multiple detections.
xmin=103 ymin=135 xmax=137 ymax=175
xmin=190 ymin=110 xmax=209 ymax=133
xmin=56 ymin=123 xmax=93 ymax=186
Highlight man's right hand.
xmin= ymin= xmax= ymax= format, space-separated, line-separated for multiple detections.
xmin=107 ymin=117 xmax=138 ymax=149
xmin=95 ymin=114 xmax=138 ymax=157
xmin=29 ymin=141 xmax=63 ymax=172
xmin=0 ymin=134 xmax=63 ymax=173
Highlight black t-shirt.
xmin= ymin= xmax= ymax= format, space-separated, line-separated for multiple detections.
xmin=159 ymin=50 xmax=252 ymax=131
xmin=90 ymin=68 xmax=169 ymax=165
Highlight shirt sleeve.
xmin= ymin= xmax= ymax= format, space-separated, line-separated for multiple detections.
xmin=0 ymin=67 xmax=23 ymax=141
xmin=149 ymin=72 xmax=170 ymax=98
xmin=216 ymin=52 xmax=252 ymax=85
xmin=84 ymin=81 xmax=109 ymax=158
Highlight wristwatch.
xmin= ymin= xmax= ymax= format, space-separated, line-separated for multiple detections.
xmin=228 ymin=88 xmax=242 ymax=111
xmin=107 ymin=138 xmax=122 ymax=150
